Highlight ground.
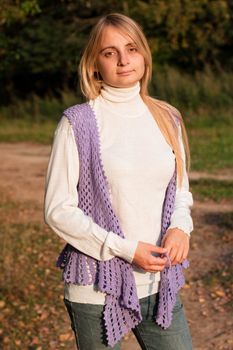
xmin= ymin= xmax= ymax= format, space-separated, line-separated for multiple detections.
xmin=0 ymin=143 xmax=232 ymax=350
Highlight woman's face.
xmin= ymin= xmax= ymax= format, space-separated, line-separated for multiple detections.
xmin=96 ymin=25 xmax=145 ymax=88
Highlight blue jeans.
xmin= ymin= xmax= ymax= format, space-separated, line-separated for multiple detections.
xmin=64 ymin=293 xmax=192 ymax=350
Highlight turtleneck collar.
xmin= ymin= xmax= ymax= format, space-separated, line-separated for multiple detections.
xmin=100 ymin=82 xmax=141 ymax=103
xmin=95 ymin=81 xmax=147 ymax=118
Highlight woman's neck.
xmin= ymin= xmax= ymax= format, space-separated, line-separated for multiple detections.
xmin=100 ymin=82 xmax=141 ymax=103
xmin=97 ymin=81 xmax=147 ymax=118
xmin=96 ymin=82 xmax=147 ymax=118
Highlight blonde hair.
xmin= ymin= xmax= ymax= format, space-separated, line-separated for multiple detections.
xmin=79 ymin=13 xmax=190 ymax=187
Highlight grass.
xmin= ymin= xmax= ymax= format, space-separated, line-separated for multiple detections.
xmin=189 ymin=125 xmax=233 ymax=172
xmin=0 ymin=90 xmax=81 ymax=122
xmin=1 ymin=67 xmax=233 ymax=173
xmin=0 ymin=118 xmax=56 ymax=144
xmin=0 ymin=89 xmax=80 ymax=144
xmin=152 ymin=68 xmax=233 ymax=172
xmin=190 ymin=179 xmax=233 ymax=202
xmin=0 ymin=115 xmax=232 ymax=173
xmin=151 ymin=66 xmax=233 ymax=112
xmin=0 ymin=118 xmax=232 ymax=173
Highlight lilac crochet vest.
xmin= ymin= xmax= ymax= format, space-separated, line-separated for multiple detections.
xmin=56 ymin=102 xmax=188 ymax=347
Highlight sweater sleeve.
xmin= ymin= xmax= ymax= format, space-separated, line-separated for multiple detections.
xmin=44 ymin=116 xmax=138 ymax=263
xmin=167 ymin=125 xmax=194 ymax=236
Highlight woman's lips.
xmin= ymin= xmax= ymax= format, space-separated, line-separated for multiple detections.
xmin=117 ymin=70 xmax=134 ymax=76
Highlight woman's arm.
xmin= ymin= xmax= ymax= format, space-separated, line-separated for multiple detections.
xmin=162 ymin=125 xmax=194 ymax=264
xmin=168 ymin=125 xmax=194 ymax=235
xmin=44 ymin=116 xmax=138 ymax=263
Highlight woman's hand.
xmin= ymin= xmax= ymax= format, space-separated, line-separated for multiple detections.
xmin=162 ymin=228 xmax=190 ymax=265
xmin=132 ymin=242 xmax=168 ymax=272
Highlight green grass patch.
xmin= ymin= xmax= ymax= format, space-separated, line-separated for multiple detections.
xmin=0 ymin=118 xmax=232 ymax=172
xmin=0 ymin=118 xmax=56 ymax=143
xmin=0 ymin=67 xmax=233 ymax=172
xmin=0 ymin=90 xmax=80 ymax=122
xmin=0 ymin=89 xmax=80 ymax=143
xmin=190 ymin=179 xmax=233 ymax=202
xmin=151 ymin=66 xmax=233 ymax=112
xmin=189 ymin=125 xmax=233 ymax=172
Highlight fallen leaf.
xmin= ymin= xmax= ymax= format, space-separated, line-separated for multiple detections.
xmin=215 ymin=290 xmax=225 ymax=297
xmin=59 ymin=333 xmax=72 ymax=341
xmin=0 ymin=301 xmax=5 ymax=308
xmin=201 ymin=311 xmax=207 ymax=316
xmin=40 ymin=311 xmax=49 ymax=321
xmin=199 ymin=297 xmax=205 ymax=303
xmin=32 ymin=336 xmax=40 ymax=345
xmin=3 ymin=336 xmax=10 ymax=344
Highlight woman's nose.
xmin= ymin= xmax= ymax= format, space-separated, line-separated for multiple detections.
xmin=117 ymin=52 xmax=129 ymax=66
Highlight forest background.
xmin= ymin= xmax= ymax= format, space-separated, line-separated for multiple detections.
xmin=0 ymin=1 xmax=233 ymax=349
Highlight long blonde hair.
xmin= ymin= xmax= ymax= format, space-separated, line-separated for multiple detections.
xmin=79 ymin=13 xmax=190 ymax=188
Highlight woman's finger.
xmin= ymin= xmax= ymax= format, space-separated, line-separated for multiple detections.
xmin=163 ymin=240 xmax=172 ymax=256
xmin=182 ymin=242 xmax=189 ymax=261
xmin=169 ymin=245 xmax=179 ymax=262
xmin=147 ymin=265 xmax=166 ymax=272
xmin=149 ymin=256 xmax=167 ymax=266
xmin=150 ymin=245 xmax=167 ymax=255
xmin=175 ymin=245 xmax=185 ymax=263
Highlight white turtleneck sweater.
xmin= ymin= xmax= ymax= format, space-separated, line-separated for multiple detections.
xmin=45 ymin=82 xmax=193 ymax=304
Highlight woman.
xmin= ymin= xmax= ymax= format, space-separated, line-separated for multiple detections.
xmin=44 ymin=13 xmax=194 ymax=350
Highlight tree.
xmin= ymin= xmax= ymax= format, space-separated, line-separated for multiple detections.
xmin=0 ymin=0 xmax=232 ymax=103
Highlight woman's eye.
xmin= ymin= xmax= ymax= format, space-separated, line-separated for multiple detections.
xmin=129 ymin=47 xmax=137 ymax=52
xmin=104 ymin=51 xmax=116 ymax=57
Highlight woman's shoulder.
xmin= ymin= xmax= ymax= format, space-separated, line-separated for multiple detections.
xmin=61 ymin=101 xmax=98 ymax=135
xmin=63 ymin=101 xmax=91 ymax=118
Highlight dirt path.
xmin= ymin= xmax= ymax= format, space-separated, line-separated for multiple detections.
xmin=0 ymin=143 xmax=232 ymax=350
xmin=189 ymin=171 xmax=233 ymax=182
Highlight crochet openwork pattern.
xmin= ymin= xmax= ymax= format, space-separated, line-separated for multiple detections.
xmin=56 ymin=103 xmax=188 ymax=347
